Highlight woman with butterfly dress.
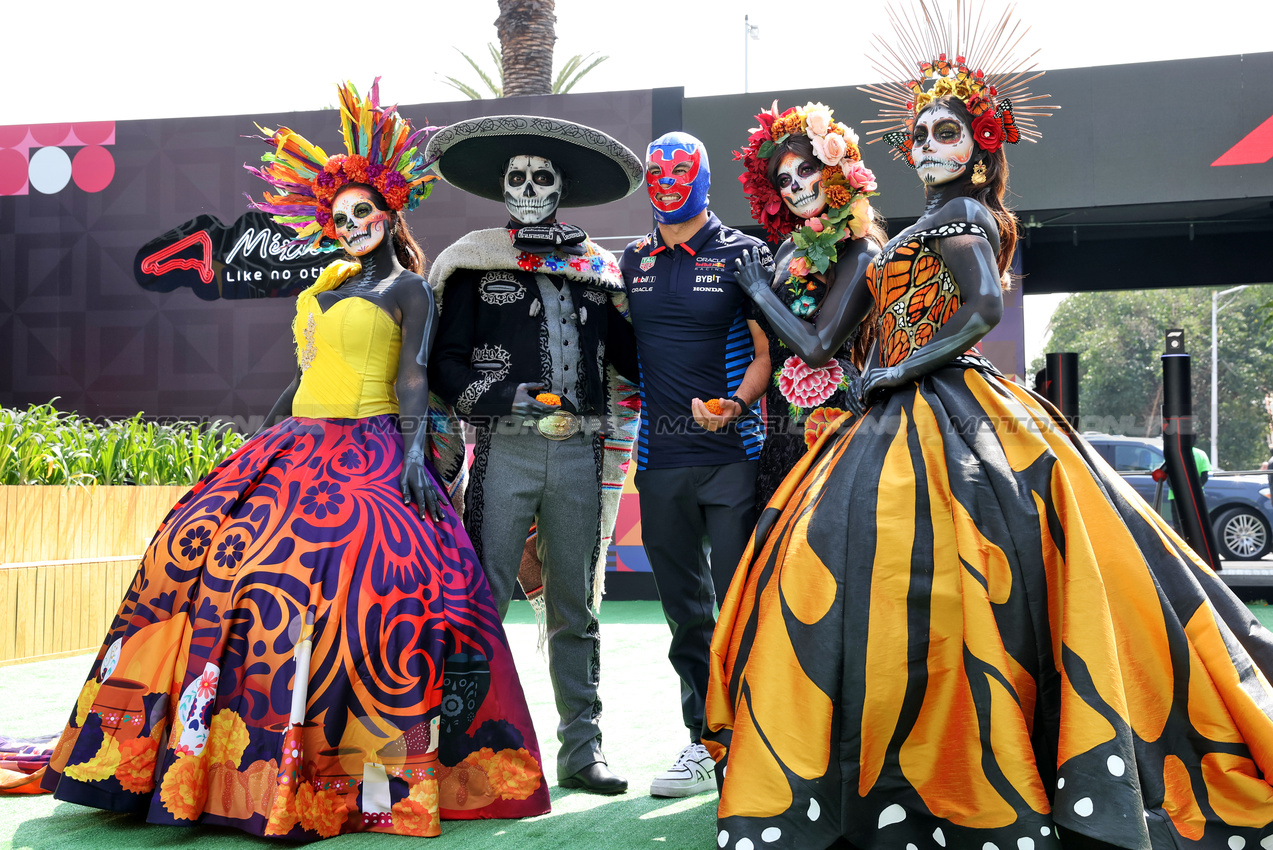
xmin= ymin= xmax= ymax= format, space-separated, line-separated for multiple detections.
xmin=708 ymin=17 xmax=1273 ymax=850
xmin=33 ymin=81 xmax=549 ymax=839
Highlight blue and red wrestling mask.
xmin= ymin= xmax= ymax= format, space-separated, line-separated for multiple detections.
xmin=645 ymin=132 xmax=710 ymax=224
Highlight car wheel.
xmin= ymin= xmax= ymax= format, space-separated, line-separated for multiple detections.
xmin=1213 ymin=507 xmax=1273 ymax=561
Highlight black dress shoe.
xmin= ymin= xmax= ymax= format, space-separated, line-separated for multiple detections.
xmin=559 ymin=761 xmax=629 ymax=794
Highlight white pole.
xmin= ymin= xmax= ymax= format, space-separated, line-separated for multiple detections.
xmin=744 ymin=15 xmax=750 ymax=93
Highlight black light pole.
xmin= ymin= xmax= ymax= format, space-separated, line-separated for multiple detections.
xmin=1045 ymin=352 xmax=1080 ymax=428
xmin=1161 ymin=329 xmax=1221 ymax=570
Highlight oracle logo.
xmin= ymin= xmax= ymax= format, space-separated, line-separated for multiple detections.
xmin=0 ymin=121 xmax=116 ymax=195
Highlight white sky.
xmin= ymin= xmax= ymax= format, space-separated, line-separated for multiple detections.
xmin=6 ymin=0 xmax=1272 ymax=125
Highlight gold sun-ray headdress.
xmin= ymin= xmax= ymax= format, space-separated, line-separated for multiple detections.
xmin=860 ymin=1 xmax=1058 ymax=166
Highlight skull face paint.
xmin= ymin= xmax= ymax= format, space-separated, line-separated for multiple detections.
xmin=775 ymin=152 xmax=826 ymax=218
xmin=912 ymin=106 xmax=975 ymax=186
xmin=332 ymin=186 xmax=390 ymax=256
xmin=645 ymin=132 xmax=710 ymax=224
xmin=504 ymin=155 xmax=562 ymax=225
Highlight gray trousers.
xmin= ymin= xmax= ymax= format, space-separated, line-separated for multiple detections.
xmin=465 ymin=420 xmax=606 ymax=776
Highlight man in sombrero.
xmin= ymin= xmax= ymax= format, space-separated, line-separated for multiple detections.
xmin=425 ymin=116 xmax=643 ymax=795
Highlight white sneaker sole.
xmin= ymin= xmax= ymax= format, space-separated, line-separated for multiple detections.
xmin=649 ymin=775 xmax=716 ymax=798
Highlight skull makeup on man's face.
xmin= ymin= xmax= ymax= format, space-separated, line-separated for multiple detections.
xmin=775 ymin=152 xmax=826 ymax=218
xmin=504 ymin=155 xmax=562 ymax=225
xmin=912 ymin=106 xmax=975 ymax=186
xmin=332 ymin=186 xmax=390 ymax=256
xmin=645 ymin=132 xmax=711 ymax=224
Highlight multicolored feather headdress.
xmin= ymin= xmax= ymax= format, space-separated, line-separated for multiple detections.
xmin=860 ymin=1 xmax=1057 ymax=166
xmin=246 ymin=79 xmax=438 ymax=250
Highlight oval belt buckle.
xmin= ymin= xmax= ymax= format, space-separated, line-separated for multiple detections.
xmin=536 ymin=411 xmax=580 ymax=440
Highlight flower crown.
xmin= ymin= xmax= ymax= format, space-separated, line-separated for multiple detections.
xmin=860 ymin=2 xmax=1057 ymax=167
xmin=246 ymin=79 xmax=439 ymax=251
xmin=735 ymin=101 xmax=878 ymax=246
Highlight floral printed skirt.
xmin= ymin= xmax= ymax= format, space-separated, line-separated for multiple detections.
xmin=41 ymin=415 xmax=549 ymax=838
xmin=707 ymin=363 xmax=1273 ymax=850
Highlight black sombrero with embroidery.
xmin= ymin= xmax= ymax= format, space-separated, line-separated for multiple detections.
xmin=423 ymin=115 xmax=644 ymax=207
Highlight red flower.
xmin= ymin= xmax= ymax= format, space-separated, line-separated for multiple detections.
xmin=971 ymin=112 xmax=1005 ymax=152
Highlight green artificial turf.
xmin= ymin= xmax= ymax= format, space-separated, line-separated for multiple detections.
xmin=0 ymin=600 xmax=712 ymax=850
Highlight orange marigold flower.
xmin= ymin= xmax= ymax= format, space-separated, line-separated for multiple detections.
xmin=115 ymin=736 xmax=159 ymax=793
xmin=703 ymin=399 xmax=723 ymax=416
xmin=535 ymin=393 xmax=561 ymax=406
xmin=343 ymin=155 xmax=369 ymax=184
xmin=297 ymin=782 xmax=348 ymax=838
xmin=821 ymin=165 xmax=841 ymax=183
xmin=381 ymin=185 xmax=409 ymax=209
xmin=205 ymin=709 xmax=249 ymax=768
xmin=159 ymin=752 xmax=209 ymax=821
xmin=391 ymin=798 xmax=434 ymax=836
xmin=324 ymin=155 xmax=347 ymax=175
xmin=392 ymin=777 xmax=440 ymax=835
xmin=265 ymin=782 xmax=300 ymax=836
xmin=843 ymin=140 xmax=861 ymax=162
xmin=474 ymin=748 xmax=542 ymax=801
xmin=824 ymin=185 xmax=852 ymax=209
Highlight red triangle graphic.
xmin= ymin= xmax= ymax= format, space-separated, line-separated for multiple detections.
xmin=1212 ymin=114 xmax=1273 ymax=166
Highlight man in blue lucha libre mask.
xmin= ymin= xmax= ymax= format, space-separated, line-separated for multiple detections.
xmin=618 ymin=131 xmax=774 ymax=798
xmin=645 ymin=132 xmax=711 ymax=224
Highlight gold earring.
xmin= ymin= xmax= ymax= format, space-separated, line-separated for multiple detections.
xmin=971 ymin=162 xmax=988 ymax=185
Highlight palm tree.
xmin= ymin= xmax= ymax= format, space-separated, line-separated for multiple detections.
xmin=496 ymin=0 xmax=556 ymax=96
xmin=440 ymin=43 xmax=608 ymax=100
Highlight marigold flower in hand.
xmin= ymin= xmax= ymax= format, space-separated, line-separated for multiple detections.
xmin=704 ymin=399 xmax=724 ymax=416
xmin=535 ymin=393 xmax=561 ymax=406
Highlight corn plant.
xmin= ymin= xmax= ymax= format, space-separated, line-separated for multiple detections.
xmin=0 ymin=403 xmax=246 ymax=486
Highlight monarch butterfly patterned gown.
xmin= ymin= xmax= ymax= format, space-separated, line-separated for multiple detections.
xmin=40 ymin=261 xmax=550 ymax=838
xmin=705 ymin=222 xmax=1273 ymax=850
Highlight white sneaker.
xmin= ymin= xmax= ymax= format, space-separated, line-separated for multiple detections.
xmin=649 ymin=743 xmax=716 ymax=797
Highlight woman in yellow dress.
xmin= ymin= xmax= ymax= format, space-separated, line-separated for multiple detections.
xmin=710 ymin=8 xmax=1273 ymax=849
xmin=36 ymin=81 xmax=550 ymax=838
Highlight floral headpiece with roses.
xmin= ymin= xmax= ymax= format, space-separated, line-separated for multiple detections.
xmin=735 ymin=101 xmax=879 ymax=271
xmin=859 ymin=1 xmax=1056 ymax=166
xmin=247 ymin=79 xmax=440 ymax=251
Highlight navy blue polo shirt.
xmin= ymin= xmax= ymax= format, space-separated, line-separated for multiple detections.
xmin=620 ymin=213 xmax=772 ymax=470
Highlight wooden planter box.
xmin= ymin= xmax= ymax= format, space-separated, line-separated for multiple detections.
xmin=0 ymin=485 xmax=186 ymax=666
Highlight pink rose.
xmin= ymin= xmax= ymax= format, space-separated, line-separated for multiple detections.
xmin=842 ymin=161 xmax=877 ymax=192
xmin=788 ymin=256 xmax=811 ymax=277
xmin=811 ymin=132 xmax=848 ymax=166
xmin=805 ymin=216 xmax=825 ymax=233
xmin=777 ymin=356 xmax=845 ymax=408
xmin=847 ymin=197 xmax=874 ymax=240
xmin=804 ymin=104 xmax=833 ymax=137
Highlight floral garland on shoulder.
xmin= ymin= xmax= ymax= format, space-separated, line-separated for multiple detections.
xmin=735 ymin=101 xmax=879 ymax=276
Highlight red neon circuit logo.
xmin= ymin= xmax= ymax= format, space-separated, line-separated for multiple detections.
xmin=140 ymin=231 xmax=215 ymax=284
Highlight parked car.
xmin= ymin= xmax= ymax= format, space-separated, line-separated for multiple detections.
xmin=1082 ymin=433 xmax=1273 ymax=562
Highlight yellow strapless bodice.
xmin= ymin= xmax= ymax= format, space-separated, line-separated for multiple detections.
xmin=291 ymin=262 xmax=401 ymax=419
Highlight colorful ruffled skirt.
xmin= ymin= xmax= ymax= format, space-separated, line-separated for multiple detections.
xmin=706 ymin=360 xmax=1273 ymax=849
xmin=40 ymin=415 xmax=550 ymax=838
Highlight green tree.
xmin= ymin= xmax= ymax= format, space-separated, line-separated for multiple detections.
xmin=1032 ymin=286 xmax=1273 ymax=470
xmin=440 ymin=42 xmax=608 ymax=99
